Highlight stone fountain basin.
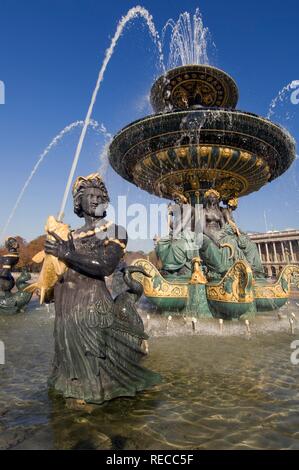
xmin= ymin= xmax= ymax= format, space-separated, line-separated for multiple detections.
xmin=109 ymin=108 xmax=296 ymax=200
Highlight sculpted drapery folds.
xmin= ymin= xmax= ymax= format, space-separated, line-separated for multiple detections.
xmin=155 ymin=189 xmax=264 ymax=281
xmin=198 ymin=190 xmax=265 ymax=279
xmin=44 ymin=173 xmax=160 ymax=405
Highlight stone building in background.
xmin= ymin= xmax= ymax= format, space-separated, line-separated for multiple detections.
xmin=249 ymin=229 xmax=299 ymax=277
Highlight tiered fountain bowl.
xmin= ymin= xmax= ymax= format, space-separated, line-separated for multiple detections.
xmin=109 ymin=64 xmax=296 ymax=204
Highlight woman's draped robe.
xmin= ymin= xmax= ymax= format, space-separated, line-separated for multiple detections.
xmin=49 ymin=225 xmax=160 ymax=404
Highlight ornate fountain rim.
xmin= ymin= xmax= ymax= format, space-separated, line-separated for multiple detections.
xmin=109 ymin=108 xmax=296 ymax=201
xmin=150 ymin=64 xmax=239 ymax=112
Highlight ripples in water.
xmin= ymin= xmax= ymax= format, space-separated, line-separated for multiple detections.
xmin=0 ymin=304 xmax=299 ymax=450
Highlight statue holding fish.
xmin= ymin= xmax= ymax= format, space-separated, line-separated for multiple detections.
xmin=26 ymin=173 xmax=160 ymax=406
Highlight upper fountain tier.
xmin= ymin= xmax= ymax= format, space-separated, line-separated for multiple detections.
xmin=150 ymin=65 xmax=239 ymax=112
xmin=109 ymin=65 xmax=296 ymax=203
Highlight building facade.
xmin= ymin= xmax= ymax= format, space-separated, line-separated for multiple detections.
xmin=249 ymin=229 xmax=299 ymax=277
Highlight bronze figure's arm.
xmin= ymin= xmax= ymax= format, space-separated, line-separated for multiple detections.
xmin=45 ymin=226 xmax=127 ymax=279
xmin=222 ymin=207 xmax=240 ymax=236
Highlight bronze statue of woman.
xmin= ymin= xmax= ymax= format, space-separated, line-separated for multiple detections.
xmin=198 ymin=189 xmax=264 ymax=279
xmin=221 ymin=197 xmax=264 ymax=278
xmin=44 ymin=173 xmax=160 ymax=405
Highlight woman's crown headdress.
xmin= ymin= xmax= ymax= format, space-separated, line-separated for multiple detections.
xmin=72 ymin=173 xmax=103 ymax=197
xmin=204 ymin=189 xmax=220 ymax=199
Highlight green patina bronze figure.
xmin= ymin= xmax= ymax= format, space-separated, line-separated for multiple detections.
xmin=0 ymin=237 xmax=32 ymax=315
xmin=221 ymin=196 xmax=265 ymax=279
xmin=199 ymin=189 xmax=265 ymax=280
xmin=156 ymin=204 xmax=198 ymax=278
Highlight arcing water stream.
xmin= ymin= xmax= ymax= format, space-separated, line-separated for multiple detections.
xmin=0 ymin=119 xmax=109 ymax=241
xmin=0 ymin=6 xmax=165 ymax=239
xmin=57 ymin=5 xmax=165 ymax=221
xmin=267 ymin=80 xmax=299 ymax=119
xmin=1 ymin=6 xmax=215 ymax=236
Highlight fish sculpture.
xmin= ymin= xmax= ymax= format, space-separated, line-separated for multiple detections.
xmin=24 ymin=215 xmax=70 ymax=304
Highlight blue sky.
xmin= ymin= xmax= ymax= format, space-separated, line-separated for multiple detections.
xmin=0 ymin=0 xmax=298 ymax=251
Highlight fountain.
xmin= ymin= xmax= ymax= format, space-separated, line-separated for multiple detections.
xmin=109 ymin=63 xmax=299 ymax=319
xmin=0 ymin=237 xmax=32 ymax=314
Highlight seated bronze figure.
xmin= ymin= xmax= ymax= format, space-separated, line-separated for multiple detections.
xmin=199 ymin=190 xmax=265 ymax=279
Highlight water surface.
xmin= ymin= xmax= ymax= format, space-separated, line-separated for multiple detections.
xmin=0 ymin=302 xmax=299 ymax=450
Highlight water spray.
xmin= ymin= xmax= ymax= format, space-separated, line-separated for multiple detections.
xmin=0 ymin=119 xmax=107 ymax=240
xmin=267 ymin=80 xmax=299 ymax=120
xmin=245 ymin=319 xmax=251 ymax=336
xmin=277 ymin=311 xmax=286 ymax=321
xmin=166 ymin=315 xmax=172 ymax=332
xmin=162 ymin=8 xmax=213 ymax=68
xmin=289 ymin=317 xmax=295 ymax=335
xmin=57 ymin=6 xmax=164 ymax=221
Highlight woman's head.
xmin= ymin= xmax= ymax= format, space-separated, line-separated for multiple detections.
xmin=204 ymin=189 xmax=220 ymax=206
xmin=72 ymin=173 xmax=110 ymax=218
